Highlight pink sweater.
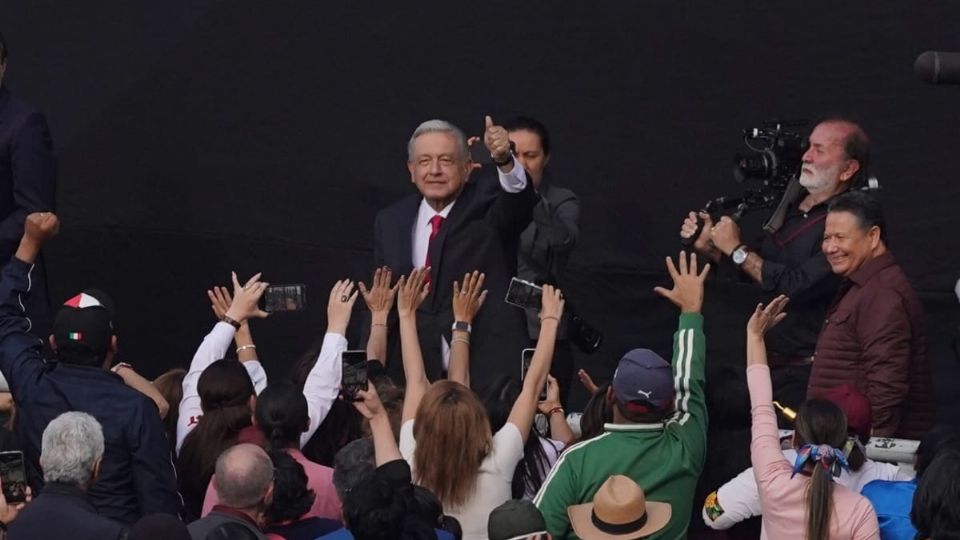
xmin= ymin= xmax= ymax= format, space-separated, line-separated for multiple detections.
xmin=748 ymin=364 xmax=879 ymax=540
xmin=202 ymin=448 xmax=342 ymax=522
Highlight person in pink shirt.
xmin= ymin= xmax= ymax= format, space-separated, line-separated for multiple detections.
xmin=202 ymin=382 xmax=342 ymax=522
xmin=745 ymin=295 xmax=879 ymax=540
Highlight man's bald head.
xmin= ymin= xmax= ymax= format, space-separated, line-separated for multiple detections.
xmin=213 ymin=443 xmax=273 ymax=509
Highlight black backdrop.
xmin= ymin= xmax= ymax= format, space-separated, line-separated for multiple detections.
xmin=2 ymin=1 xmax=959 ymax=416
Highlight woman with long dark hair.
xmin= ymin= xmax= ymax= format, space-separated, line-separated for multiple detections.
xmin=746 ymin=296 xmax=879 ymax=539
xmin=396 ymin=269 xmax=564 ymax=540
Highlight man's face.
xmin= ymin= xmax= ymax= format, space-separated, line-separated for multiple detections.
xmin=799 ymin=122 xmax=857 ymax=194
xmin=822 ymin=211 xmax=880 ymax=277
xmin=509 ymin=129 xmax=550 ymax=189
xmin=407 ymin=132 xmax=470 ymax=209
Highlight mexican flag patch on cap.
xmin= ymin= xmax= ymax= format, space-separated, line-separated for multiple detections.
xmin=68 ymin=332 xmax=83 ymax=341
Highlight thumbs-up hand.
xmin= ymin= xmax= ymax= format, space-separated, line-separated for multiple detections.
xmin=483 ymin=115 xmax=512 ymax=165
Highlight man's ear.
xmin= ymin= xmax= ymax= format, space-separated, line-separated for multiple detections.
xmin=48 ymin=334 xmax=57 ymax=352
xmin=110 ymin=335 xmax=119 ymax=353
xmin=605 ymin=386 xmax=615 ymax=404
xmin=839 ymin=159 xmax=861 ymax=182
xmin=407 ymin=161 xmax=416 ymax=182
xmin=868 ymin=225 xmax=882 ymax=250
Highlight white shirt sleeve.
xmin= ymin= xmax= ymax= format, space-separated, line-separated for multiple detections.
xmin=400 ymin=420 xmax=416 ymax=465
xmin=177 ymin=322 xmax=236 ymax=454
xmin=703 ymin=464 xmax=763 ymax=530
xmin=299 ymin=332 xmax=347 ymax=448
xmin=497 ymin=155 xmax=527 ymax=193
xmin=494 ymin=423 xmax=526 ymax=476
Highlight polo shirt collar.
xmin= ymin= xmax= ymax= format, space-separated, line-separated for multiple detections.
xmin=848 ymin=251 xmax=897 ymax=286
xmin=603 ymin=422 xmax=664 ymax=432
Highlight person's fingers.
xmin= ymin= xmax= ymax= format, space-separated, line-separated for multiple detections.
xmin=474 ymin=272 xmax=485 ymax=296
xmin=348 ymin=290 xmax=359 ymax=304
xmin=653 ymin=286 xmax=673 ymax=300
xmin=231 ymin=271 xmax=241 ymax=291
xmin=485 ymin=115 xmax=494 ymax=130
xmin=477 ymin=290 xmax=488 ymax=307
xmin=244 ymin=272 xmax=263 ymax=288
xmin=678 ymin=251 xmax=689 ymax=275
xmin=342 ymin=280 xmax=355 ymax=298
xmin=358 ymin=282 xmax=370 ymax=298
xmin=453 ymin=280 xmax=461 ymax=297
xmin=664 ymin=256 xmax=679 ymax=281
xmin=688 ymin=252 xmax=698 ymax=275
xmin=699 ymin=262 xmax=712 ymax=280
xmin=330 ymin=279 xmax=343 ymax=297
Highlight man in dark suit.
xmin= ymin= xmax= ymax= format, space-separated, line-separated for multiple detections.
xmin=372 ymin=117 xmax=537 ymax=390
xmin=0 ymin=33 xmax=57 ymax=337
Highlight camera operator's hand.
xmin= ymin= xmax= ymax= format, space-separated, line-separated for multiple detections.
xmin=680 ymin=211 xmax=713 ymax=253
xmin=710 ymin=216 xmax=743 ymax=256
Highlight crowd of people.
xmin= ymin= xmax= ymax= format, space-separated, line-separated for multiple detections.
xmin=0 ymin=32 xmax=958 ymax=537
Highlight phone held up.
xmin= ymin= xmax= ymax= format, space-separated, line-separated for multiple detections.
xmin=504 ymin=277 xmax=542 ymax=311
xmin=520 ymin=348 xmax=548 ymax=401
xmin=0 ymin=451 xmax=26 ymax=504
xmin=341 ymin=350 xmax=368 ymax=402
xmin=262 ymin=284 xmax=307 ymax=313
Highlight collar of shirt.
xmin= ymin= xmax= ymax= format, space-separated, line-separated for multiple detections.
xmin=211 ymin=505 xmax=262 ymax=529
xmin=847 ymin=251 xmax=897 ymax=287
xmin=412 ymin=199 xmax=456 ymax=268
xmin=416 ymin=198 xmax=455 ymax=227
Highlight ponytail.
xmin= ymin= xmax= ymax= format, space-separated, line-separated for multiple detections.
xmin=806 ymin=460 xmax=834 ymax=540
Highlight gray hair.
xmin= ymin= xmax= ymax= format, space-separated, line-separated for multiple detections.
xmin=407 ymin=119 xmax=469 ymax=162
xmin=40 ymin=411 xmax=104 ymax=487
xmin=214 ymin=443 xmax=273 ymax=508
xmin=332 ymin=437 xmax=375 ymax=499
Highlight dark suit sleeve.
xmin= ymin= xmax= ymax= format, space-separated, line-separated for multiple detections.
xmin=488 ymin=172 xmax=538 ymax=239
xmin=130 ymin=401 xmax=182 ymax=517
xmin=0 ymin=112 xmax=56 ymax=244
xmin=536 ymin=191 xmax=579 ymax=254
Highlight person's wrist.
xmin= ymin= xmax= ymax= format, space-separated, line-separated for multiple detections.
xmin=224 ymin=306 xmax=248 ymax=324
xmin=327 ymin=319 xmax=348 ymax=335
xmin=371 ymin=312 xmax=389 ymax=325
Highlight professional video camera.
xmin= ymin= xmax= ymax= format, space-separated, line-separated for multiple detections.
xmin=682 ymin=120 xmax=808 ymax=245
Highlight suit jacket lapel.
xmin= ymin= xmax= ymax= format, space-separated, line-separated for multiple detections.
xmin=427 ymin=183 xmax=473 ymax=300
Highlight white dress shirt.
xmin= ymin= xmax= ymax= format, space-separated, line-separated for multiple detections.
xmin=410 ymin=156 xmax=528 ymax=370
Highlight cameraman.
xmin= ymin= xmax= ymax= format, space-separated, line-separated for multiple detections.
xmin=680 ymin=118 xmax=870 ymax=414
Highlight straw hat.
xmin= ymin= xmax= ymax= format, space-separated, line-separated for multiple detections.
xmin=567 ymin=475 xmax=671 ymax=539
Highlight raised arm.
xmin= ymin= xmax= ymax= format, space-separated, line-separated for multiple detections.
xmin=298 ymin=279 xmax=357 ymax=446
xmin=397 ymin=268 xmax=431 ymax=423
xmin=507 ymin=285 xmax=564 ymax=444
xmin=538 ymin=375 xmax=574 ymax=445
xmin=448 ymin=271 xmax=487 ymax=388
xmin=353 ymin=382 xmax=402 ymax=466
xmin=177 ymin=272 xmax=269 ymax=453
xmin=112 ymin=364 xmax=170 ymax=419
xmin=359 ymin=266 xmax=397 ymax=365
xmin=745 ymin=296 xmax=790 ymax=477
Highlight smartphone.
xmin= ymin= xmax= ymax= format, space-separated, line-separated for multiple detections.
xmin=469 ymin=140 xmax=492 ymax=165
xmin=0 ymin=451 xmax=26 ymax=504
xmin=505 ymin=277 xmax=542 ymax=311
xmin=262 ymin=284 xmax=307 ymax=312
xmin=520 ymin=348 xmax=547 ymax=401
xmin=341 ymin=350 xmax=368 ymax=401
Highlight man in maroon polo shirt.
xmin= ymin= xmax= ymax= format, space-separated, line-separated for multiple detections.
xmin=808 ymin=191 xmax=933 ymax=439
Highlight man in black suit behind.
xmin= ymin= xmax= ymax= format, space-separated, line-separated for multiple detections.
xmin=372 ymin=117 xmax=537 ymax=389
xmin=0 ymin=33 xmax=57 ymax=337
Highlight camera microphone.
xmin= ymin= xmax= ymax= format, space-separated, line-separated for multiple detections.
xmin=914 ymin=51 xmax=960 ymax=84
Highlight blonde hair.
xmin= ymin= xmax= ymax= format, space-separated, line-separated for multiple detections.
xmin=412 ymin=380 xmax=492 ymax=508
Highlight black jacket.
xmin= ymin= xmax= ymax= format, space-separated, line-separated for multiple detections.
xmin=371 ymin=168 xmax=537 ymax=389
xmin=8 ymin=482 xmax=127 ymax=540
xmin=0 ymin=258 xmax=181 ymax=524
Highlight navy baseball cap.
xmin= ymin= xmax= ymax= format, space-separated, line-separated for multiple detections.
xmin=52 ymin=289 xmax=115 ymax=366
xmin=612 ymin=349 xmax=674 ymax=411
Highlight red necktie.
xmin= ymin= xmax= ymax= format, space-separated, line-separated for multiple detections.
xmin=424 ymin=215 xmax=444 ymax=284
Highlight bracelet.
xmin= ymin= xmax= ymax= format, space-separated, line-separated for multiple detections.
xmin=220 ymin=315 xmax=242 ymax=330
xmin=236 ymin=344 xmax=257 ymax=354
xmin=548 ymin=406 xmax=565 ymax=417
xmin=110 ymin=362 xmax=133 ymax=374
xmin=451 ymin=337 xmax=470 ymax=347
xmin=539 ymin=315 xmax=560 ymax=323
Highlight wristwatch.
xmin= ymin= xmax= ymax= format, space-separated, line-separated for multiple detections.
xmin=731 ymin=244 xmax=749 ymax=265
xmin=451 ymin=321 xmax=472 ymax=334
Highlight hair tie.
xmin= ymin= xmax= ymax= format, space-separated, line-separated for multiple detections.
xmin=791 ymin=444 xmax=850 ymax=479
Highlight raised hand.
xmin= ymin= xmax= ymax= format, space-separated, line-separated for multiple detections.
xmin=23 ymin=212 xmax=60 ymax=246
xmin=653 ymin=251 xmax=710 ymax=314
xmin=223 ymin=272 xmax=269 ymax=323
xmin=452 ymin=271 xmax=487 ymax=324
xmin=359 ymin=267 xmax=398 ymax=319
xmin=484 ymin=115 xmax=512 ymax=164
xmin=396 ymin=267 xmax=430 ymax=317
xmin=577 ymin=368 xmax=600 ymax=395
xmin=538 ymin=284 xmax=565 ymax=323
xmin=680 ymin=211 xmax=713 ymax=253
xmin=537 ymin=374 xmax=563 ymax=415
xmin=327 ymin=279 xmax=359 ymax=335
xmin=351 ymin=382 xmax=386 ymax=420
xmin=207 ymin=286 xmax=234 ymax=321
xmin=746 ymin=295 xmax=789 ymax=338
